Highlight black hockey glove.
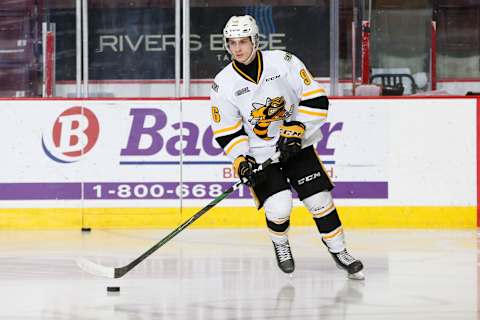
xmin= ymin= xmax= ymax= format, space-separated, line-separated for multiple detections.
xmin=277 ymin=121 xmax=306 ymax=162
xmin=233 ymin=155 xmax=264 ymax=187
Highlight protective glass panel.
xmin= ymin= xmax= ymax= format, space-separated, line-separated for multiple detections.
xmin=435 ymin=0 xmax=480 ymax=79
xmin=88 ymin=1 xmax=175 ymax=80
xmin=370 ymin=0 xmax=432 ymax=95
xmin=0 ymin=0 xmax=46 ymax=97
xmin=45 ymin=1 xmax=77 ymax=97
xmin=339 ymin=1 xmax=363 ymax=96
xmin=47 ymin=0 xmax=176 ymax=97
xmin=1 ymin=1 xmax=479 ymax=97
xmin=189 ymin=1 xmax=331 ymax=82
xmin=84 ymin=0 xmax=176 ymax=97
xmin=189 ymin=1 xmax=367 ymax=97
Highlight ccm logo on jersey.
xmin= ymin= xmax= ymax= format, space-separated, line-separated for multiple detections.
xmin=297 ymin=171 xmax=321 ymax=185
xmin=265 ymin=74 xmax=280 ymax=82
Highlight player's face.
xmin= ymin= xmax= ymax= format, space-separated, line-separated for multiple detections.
xmin=227 ymin=37 xmax=254 ymax=64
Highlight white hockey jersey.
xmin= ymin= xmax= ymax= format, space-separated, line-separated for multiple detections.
xmin=210 ymin=50 xmax=327 ymax=162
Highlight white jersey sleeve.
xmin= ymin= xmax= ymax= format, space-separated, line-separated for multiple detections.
xmin=210 ymin=79 xmax=249 ymax=161
xmin=285 ymin=53 xmax=328 ymax=147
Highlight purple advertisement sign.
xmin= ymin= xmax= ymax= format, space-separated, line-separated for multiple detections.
xmin=0 ymin=182 xmax=387 ymax=200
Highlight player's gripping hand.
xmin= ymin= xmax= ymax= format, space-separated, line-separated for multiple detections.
xmin=233 ymin=155 xmax=264 ymax=186
xmin=277 ymin=121 xmax=306 ymax=162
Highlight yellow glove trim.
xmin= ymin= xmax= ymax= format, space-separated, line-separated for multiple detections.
xmin=280 ymin=124 xmax=305 ymax=139
xmin=233 ymin=155 xmax=247 ymax=175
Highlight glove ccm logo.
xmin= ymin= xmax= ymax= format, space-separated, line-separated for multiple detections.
xmin=297 ymin=171 xmax=321 ymax=185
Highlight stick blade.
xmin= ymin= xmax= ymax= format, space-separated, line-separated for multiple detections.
xmin=76 ymin=257 xmax=115 ymax=278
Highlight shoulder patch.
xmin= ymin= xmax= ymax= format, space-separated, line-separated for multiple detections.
xmin=284 ymin=52 xmax=292 ymax=62
xmin=211 ymin=82 xmax=219 ymax=92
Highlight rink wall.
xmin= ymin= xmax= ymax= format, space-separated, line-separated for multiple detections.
xmin=0 ymin=96 xmax=477 ymax=229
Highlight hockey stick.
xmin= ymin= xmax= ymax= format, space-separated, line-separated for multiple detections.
xmin=76 ymin=153 xmax=279 ymax=278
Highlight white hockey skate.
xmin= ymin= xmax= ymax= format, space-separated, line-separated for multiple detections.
xmin=272 ymin=240 xmax=295 ymax=274
xmin=330 ymin=249 xmax=365 ymax=280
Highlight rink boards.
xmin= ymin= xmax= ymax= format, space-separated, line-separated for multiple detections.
xmin=0 ymin=97 xmax=477 ymax=229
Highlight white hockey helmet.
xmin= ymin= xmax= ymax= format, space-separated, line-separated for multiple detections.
xmin=223 ymin=15 xmax=259 ymax=55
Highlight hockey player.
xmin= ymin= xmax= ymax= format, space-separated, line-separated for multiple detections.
xmin=210 ymin=15 xmax=364 ymax=280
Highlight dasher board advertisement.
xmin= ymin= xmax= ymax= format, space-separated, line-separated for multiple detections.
xmin=0 ymin=98 xmax=476 ymax=209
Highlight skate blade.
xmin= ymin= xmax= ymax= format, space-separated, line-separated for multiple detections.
xmin=347 ymin=271 xmax=365 ymax=280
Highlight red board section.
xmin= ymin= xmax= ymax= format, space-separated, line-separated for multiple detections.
xmin=431 ymin=21 xmax=437 ymax=91
xmin=45 ymin=32 xmax=55 ymax=97
xmin=361 ymin=20 xmax=370 ymax=85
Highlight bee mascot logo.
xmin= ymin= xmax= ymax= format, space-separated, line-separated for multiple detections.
xmin=249 ymin=96 xmax=292 ymax=140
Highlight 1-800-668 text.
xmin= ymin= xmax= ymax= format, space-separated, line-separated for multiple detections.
xmin=84 ymin=182 xmax=247 ymax=200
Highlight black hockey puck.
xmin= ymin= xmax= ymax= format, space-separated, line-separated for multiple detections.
xmin=81 ymin=227 xmax=91 ymax=232
xmin=107 ymin=286 xmax=120 ymax=292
